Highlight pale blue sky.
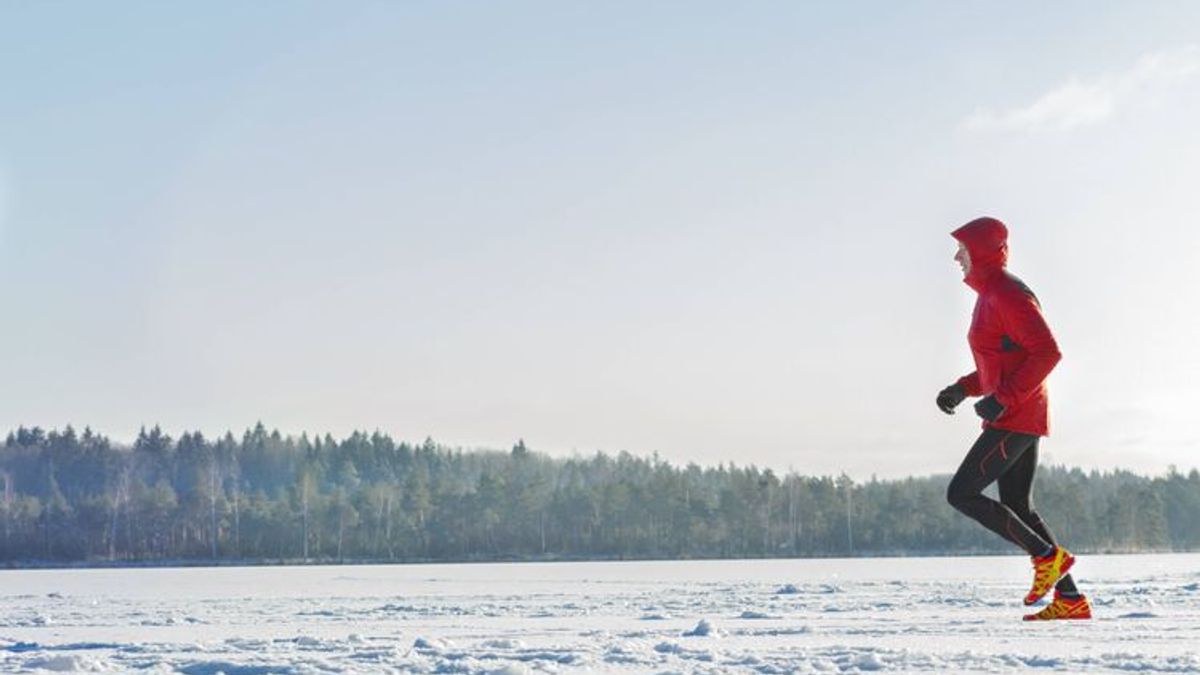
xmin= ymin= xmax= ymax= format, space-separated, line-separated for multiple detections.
xmin=2 ymin=2 xmax=1199 ymax=478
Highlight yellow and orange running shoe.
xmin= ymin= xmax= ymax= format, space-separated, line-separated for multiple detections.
xmin=1024 ymin=546 xmax=1075 ymax=606
xmin=1023 ymin=590 xmax=1092 ymax=621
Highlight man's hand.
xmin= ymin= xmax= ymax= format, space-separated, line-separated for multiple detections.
xmin=974 ymin=395 xmax=1005 ymax=421
xmin=936 ymin=383 xmax=967 ymax=414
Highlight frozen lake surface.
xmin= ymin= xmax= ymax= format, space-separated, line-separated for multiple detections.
xmin=3 ymin=553 xmax=1199 ymax=673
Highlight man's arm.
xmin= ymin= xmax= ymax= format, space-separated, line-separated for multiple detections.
xmin=957 ymin=371 xmax=982 ymax=396
xmin=994 ymin=290 xmax=1062 ymax=408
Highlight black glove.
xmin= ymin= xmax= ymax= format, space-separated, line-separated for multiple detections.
xmin=936 ymin=383 xmax=967 ymax=414
xmin=974 ymin=395 xmax=1005 ymax=421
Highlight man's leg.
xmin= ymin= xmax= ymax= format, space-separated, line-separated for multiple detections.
xmin=946 ymin=428 xmax=1052 ymax=556
xmin=997 ymin=440 xmax=1079 ymax=596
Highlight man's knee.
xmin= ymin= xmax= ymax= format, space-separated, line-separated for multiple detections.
xmin=946 ymin=480 xmax=974 ymax=512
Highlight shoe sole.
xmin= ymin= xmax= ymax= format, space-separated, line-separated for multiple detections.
xmin=1022 ymin=612 xmax=1092 ymax=621
xmin=1023 ymin=553 xmax=1075 ymax=606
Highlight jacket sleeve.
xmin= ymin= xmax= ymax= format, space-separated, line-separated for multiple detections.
xmin=995 ymin=289 xmax=1062 ymax=408
xmin=957 ymin=372 xmax=982 ymax=396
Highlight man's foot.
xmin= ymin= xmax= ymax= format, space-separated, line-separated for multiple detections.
xmin=1024 ymin=546 xmax=1075 ymax=606
xmin=1023 ymin=590 xmax=1092 ymax=621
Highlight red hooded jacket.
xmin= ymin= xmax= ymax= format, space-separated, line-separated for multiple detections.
xmin=952 ymin=217 xmax=1061 ymax=437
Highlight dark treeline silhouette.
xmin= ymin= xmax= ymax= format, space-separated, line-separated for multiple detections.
xmin=2 ymin=424 xmax=1198 ymax=565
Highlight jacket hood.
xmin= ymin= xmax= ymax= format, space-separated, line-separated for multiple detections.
xmin=951 ymin=216 xmax=1008 ymax=291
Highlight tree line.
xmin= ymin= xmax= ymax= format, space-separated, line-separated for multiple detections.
xmin=2 ymin=424 xmax=1197 ymax=565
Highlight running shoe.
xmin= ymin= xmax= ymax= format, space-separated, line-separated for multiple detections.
xmin=1024 ymin=546 xmax=1075 ymax=606
xmin=1023 ymin=590 xmax=1092 ymax=621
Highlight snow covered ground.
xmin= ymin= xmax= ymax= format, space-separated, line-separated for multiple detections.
xmin=2 ymin=553 xmax=1199 ymax=673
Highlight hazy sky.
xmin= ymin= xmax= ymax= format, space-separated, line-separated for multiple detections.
xmin=3 ymin=2 xmax=1199 ymax=478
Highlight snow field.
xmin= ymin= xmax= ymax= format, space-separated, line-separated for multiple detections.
xmin=2 ymin=554 xmax=1199 ymax=673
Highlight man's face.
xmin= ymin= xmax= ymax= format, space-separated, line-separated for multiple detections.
xmin=954 ymin=241 xmax=971 ymax=276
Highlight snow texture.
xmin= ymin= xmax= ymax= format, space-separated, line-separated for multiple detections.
xmin=2 ymin=553 xmax=1198 ymax=673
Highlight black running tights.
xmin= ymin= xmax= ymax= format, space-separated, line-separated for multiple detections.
xmin=946 ymin=427 xmax=1078 ymax=594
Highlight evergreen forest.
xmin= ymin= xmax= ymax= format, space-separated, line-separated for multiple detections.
xmin=2 ymin=424 xmax=1197 ymax=565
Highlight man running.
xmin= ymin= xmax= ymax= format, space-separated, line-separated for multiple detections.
xmin=936 ymin=216 xmax=1092 ymax=621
